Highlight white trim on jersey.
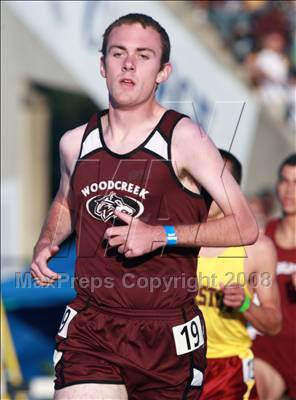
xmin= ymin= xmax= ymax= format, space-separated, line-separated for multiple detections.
xmin=144 ymin=130 xmax=168 ymax=160
xmin=80 ymin=128 xmax=103 ymax=158
xmin=277 ymin=261 xmax=296 ymax=276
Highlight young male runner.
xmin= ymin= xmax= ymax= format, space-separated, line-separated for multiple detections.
xmin=196 ymin=150 xmax=282 ymax=400
xmin=253 ymin=154 xmax=296 ymax=400
xmin=30 ymin=14 xmax=258 ymax=400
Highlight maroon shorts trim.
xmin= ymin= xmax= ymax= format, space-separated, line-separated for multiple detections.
xmin=181 ymin=305 xmax=206 ymax=400
xmin=55 ymin=379 xmax=125 ymax=390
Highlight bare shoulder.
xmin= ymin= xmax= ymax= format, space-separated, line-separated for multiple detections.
xmin=173 ymin=117 xmax=207 ymax=144
xmin=249 ymin=233 xmax=276 ymax=256
xmin=246 ymin=233 xmax=277 ymax=273
xmin=59 ymin=123 xmax=87 ymax=174
xmin=59 ymin=123 xmax=87 ymax=155
xmin=171 ymin=116 xmax=217 ymax=168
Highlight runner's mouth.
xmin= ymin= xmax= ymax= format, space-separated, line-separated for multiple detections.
xmin=120 ymin=78 xmax=136 ymax=87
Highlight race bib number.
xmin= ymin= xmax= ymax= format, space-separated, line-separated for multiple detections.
xmin=242 ymin=355 xmax=254 ymax=383
xmin=58 ymin=306 xmax=77 ymax=338
xmin=172 ymin=315 xmax=204 ymax=355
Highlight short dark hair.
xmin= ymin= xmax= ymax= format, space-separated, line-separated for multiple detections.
xmin=219 ymin=149 xmax=242 ymax=184
xmin=101 ymin=13 xmax=171 ymax=68
xmin=278 ymin=153 xmax=296 ymax=179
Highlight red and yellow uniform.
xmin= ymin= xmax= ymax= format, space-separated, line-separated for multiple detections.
xmin=196 ymin=247 xmax=257 ymax=400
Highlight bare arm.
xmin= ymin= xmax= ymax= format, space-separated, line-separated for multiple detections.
xmin=172 ymin=118 xmax=258 ymax=247
xmin=31 ymin=125 xmax=85 ymax=284
xmin=36 ymin=139 xmax=75 ymax=247
xmin=105 ymin=118 xmax=258 ymax=257
xmin=243 ymin=236 xmax=282 ymax=335
xmin=222 ymin=235 xmax=282 ymax=335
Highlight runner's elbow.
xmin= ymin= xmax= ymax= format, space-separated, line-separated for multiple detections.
xmin=240 ymin=219 xmax=259 ymax=245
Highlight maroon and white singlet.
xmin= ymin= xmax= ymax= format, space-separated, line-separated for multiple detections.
xmin=71 ymin=109 xmax=210 ymax=309
xmin=54 ymin=109 xmax=211 ymax=399
xmin=252 ymin=219 xmax=296 ymax=398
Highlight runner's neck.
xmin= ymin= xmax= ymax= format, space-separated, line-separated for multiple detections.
xmin=275 ymin=215 xmax=296 ymax=248
xmin=107 ymin=102 xmax=165 ymax=139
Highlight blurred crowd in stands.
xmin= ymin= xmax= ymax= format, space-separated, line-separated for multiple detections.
xmin=191 ymin=0 xmax=296 ymax=129
xmin=248 ymin=188 xmax=277 ymax=231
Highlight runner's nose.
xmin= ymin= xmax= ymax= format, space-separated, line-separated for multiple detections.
xmin=122 ymin=56 xmax=135 ymax=72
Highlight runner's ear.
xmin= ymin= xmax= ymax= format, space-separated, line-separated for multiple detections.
xmin=100 ymin=56 xmax=106 ymax=78
xmin=156 ymin=63 xmax=172 ymax=84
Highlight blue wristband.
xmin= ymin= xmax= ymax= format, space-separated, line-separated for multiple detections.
xmin=163 ymin=226 xmax=177 ymax=246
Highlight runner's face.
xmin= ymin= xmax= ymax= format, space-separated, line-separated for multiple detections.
xmin=277 ymin=165 xmax=296 ymax=215
xmin=100 ymin=23 xmax=171 ymax=108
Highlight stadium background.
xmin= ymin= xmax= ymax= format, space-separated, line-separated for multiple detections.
xmin=1 ymin=1 xmax=294 ymax=399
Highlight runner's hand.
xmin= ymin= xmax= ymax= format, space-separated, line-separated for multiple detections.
xmin=31 ymin=242 xmax=60 ymax=285
xmin=104 ymin=209 xmax=166 ymax=258
xmin=220 ymin=283 xmax=245 ymax=308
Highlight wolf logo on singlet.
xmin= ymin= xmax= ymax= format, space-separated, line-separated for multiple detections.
xmin=196 ymin=247 xmax=257 ymax=400
xmin=86 ymin=192 xmax=144 ymax=222
xmin=54 ymin=109 xmax=211 ymax=399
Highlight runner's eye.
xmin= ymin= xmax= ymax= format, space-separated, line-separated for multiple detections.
xmin=139 ymin=54 xmax=149 ymax=60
